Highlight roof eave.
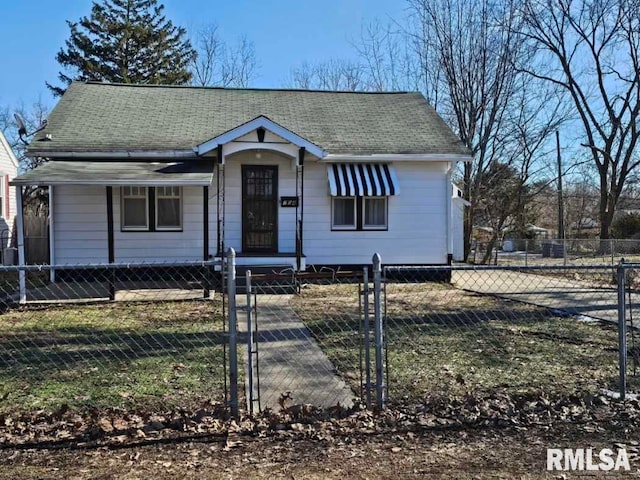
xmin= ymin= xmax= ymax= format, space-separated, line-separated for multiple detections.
xmin=322 ymin=153 xmax=472 ymax=162
xmin=11 ymin=178 xmax=211 ymax=186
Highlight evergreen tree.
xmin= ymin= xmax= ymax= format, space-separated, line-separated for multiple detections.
xmin=48 ymin=0 xmax=196 ymax=96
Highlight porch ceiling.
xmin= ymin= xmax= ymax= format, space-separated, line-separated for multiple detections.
xmin=11 ymin=160 xmax=214 ymax=186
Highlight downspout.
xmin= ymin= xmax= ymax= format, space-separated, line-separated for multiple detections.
xmin=446 ymin=163 xmax=454 ymax=265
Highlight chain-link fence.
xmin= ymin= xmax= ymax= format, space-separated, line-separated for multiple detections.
xmin=474 ymin=238 xmax=640 ymax=266
xmin=226 ymin=253 xmax=638 ymax=414
xmin=0 ymin=261 xmax=227 ymax=416
xmin=0 ymin=252 xmax=638 ymax=422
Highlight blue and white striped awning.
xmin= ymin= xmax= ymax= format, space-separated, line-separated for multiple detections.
xmin=327 ymin=163 xmax=400 ymax=197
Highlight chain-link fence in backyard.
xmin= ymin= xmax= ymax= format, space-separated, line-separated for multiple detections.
xmin=474 ymin=238 xmax=640 ymax=266
xmin=0 ymin=253 xmax=638 ymax=424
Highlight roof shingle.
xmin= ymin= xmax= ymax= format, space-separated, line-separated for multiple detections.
xmin=28 ymin=82 xmax=470 ymax=157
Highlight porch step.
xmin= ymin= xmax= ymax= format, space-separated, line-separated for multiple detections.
xmin=235 ymin=265 xmax=298 ymax=295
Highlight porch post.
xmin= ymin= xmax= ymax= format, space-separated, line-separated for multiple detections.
xmin=48 ymin=185 xmax=55 ymax=282
xmin=203 ymin=185 xmax=210 ymax=298
xmin=203 ymin=186 xmax=209 ymax=260
xmin=15 ymin=185 xmax=26 ymax=304
xmin=297 ymin=147 xmax=305 ymax=271
xmin=216 ymin=144 xmax=223 ymax=256
xmin=106 ymin=186 xmax=115 ymax=300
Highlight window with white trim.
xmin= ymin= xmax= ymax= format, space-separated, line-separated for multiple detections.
xmin=121 ymin=186 xmax=183 ymax=232
xmin=363 ymin=197 xmax=387 ymax=229
xmin=121 ymin=186 xmax=148 ymax=230
xmin=155 ymin=186 xmax=182 ymax=230
xmin=332 ymin=197 xmax=357 ymax=229
xmin=332 ymin=196 xmax=388 ymax=231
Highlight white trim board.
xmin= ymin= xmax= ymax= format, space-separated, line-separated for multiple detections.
xmin=196 ymin=115 xmax=325 ymax=159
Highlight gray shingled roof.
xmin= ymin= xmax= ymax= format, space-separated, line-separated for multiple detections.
xmin=27 ymin=82 xmax=470 ymax=157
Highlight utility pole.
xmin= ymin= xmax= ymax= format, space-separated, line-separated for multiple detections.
xmin=556 ymin=130 xmax=565 ymax=240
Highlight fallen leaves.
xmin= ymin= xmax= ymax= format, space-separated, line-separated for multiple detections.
xmin=0 ymin=391 xmax=639 ymax=450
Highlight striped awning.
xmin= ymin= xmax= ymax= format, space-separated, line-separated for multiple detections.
xmin=327 ymin=163 xmax=399 ymax=197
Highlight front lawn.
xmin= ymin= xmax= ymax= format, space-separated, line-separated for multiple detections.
xmin=291 ymin=282 xmax=635 ymax=402
xmin=0 ymin=299 xmax=226 ymax=413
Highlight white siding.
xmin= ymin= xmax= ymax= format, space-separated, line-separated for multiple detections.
xmin=53 ymin=185 xmax=108 ymax=264
xmin=303 ymin=160 xmax=450 ymax=265
xmin=0 ymin=132 xmax=18 ymax=247
xmin=51 ymin=157 xmax=453 ymax=266
xmin=222 ymin=151 xmax=298 ymax=254
xmin=54 ymin=185 xmax=210 ymax=264
xmin=113 ymin=186 xmax=205 ymax=262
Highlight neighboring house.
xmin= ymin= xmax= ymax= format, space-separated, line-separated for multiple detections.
xmin=0 ymin=131 xmax=18 ymax=256
xmin=13 ymin=82 xmax=471 ymax=272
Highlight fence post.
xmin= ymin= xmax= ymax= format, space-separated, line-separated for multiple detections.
xmin=226 ymin=248 xmax=239 ymax=418
xmin=362 ymin=266 xmax=372 ymax=408
xmin=372 ymin=253 xmax=385 ymax=409
xmin=246 ymin=269 xmax=256 ymax=415
xmin=611 ymin=239 xmax=615 ymax=266
xmin=617 ymin=261 xmax=627 ymax=400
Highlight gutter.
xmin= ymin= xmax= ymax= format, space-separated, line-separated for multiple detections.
xmin=25 ymin=149 xmax=198 ymax=159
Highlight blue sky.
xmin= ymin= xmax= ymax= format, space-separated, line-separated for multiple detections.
xmin=0 ymin=0 xmax=407 ymax=110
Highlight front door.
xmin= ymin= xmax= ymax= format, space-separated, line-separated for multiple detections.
xmin=242 ymin=165 xmax=278 ymax=253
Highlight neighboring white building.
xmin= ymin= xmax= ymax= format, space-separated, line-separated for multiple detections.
xmin=13 ymin=82 xmax=472 ymax=270
xmin=452 ymin=184 xmax=471 ymax=261
xmin=0 ymin=131 xmax=18 ymax=252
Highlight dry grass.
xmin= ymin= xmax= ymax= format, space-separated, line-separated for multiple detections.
xmin=291 ymin=281 xmax=634 ymax=402
xmin=0 ymin=299 xmax=227 ymax=413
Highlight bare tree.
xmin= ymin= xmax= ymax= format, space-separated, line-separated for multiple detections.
xmin=289 ymin=59 xmax=365 ymax=91
xmin=516 ymin=0 xmax=640 ymax=241
xmin=191 ymin=26 xmax=257 ymax=88
xmin=191 ymin=24 xmax=223 ymax=87
xmin=0 ymin=100 xmax=51 ymax=216
xmin=406 ymin=0 xmax=532 ymax=260
xmin=0 ymin=100 xmax=49 ymax=171
xmin=474 ymin=76 xmax=568 ymax=262
xmin=354 ymin=20 xmax=422 ymax=92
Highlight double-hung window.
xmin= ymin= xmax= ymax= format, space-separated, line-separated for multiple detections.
xmin=121 ymin=186 xmax=148 ymax=230
xmin=331 ymin=196 xmax=388 ymax=230
xmin=332 ymin=197 xmax=357 ymax=229
xmin=363 ymin=197 xmax=387 ymax=230
xmin=155 ymin=186 xmax=182 ymax=231
xmin=121 ymin=186 xmax=182 ymax=231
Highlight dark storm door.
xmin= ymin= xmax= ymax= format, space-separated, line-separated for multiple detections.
xmin=242 ymin=165 xmax=278 ymax=253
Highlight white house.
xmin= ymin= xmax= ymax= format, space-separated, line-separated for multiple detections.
xmin=13 ymin=82 xmax=471 ymax=272
xmin=0 ymin=131 xmax=18 ymax=255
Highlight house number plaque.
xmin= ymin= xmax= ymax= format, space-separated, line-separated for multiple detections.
xmin=280 ymin=196 xmax=299 ymax=207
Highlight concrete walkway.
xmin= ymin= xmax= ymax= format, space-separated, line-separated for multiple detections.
xmin=237 ymin=294 xmax=354 ymax=411
xmin=452 ymin=270 xmax=636 ymax=322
